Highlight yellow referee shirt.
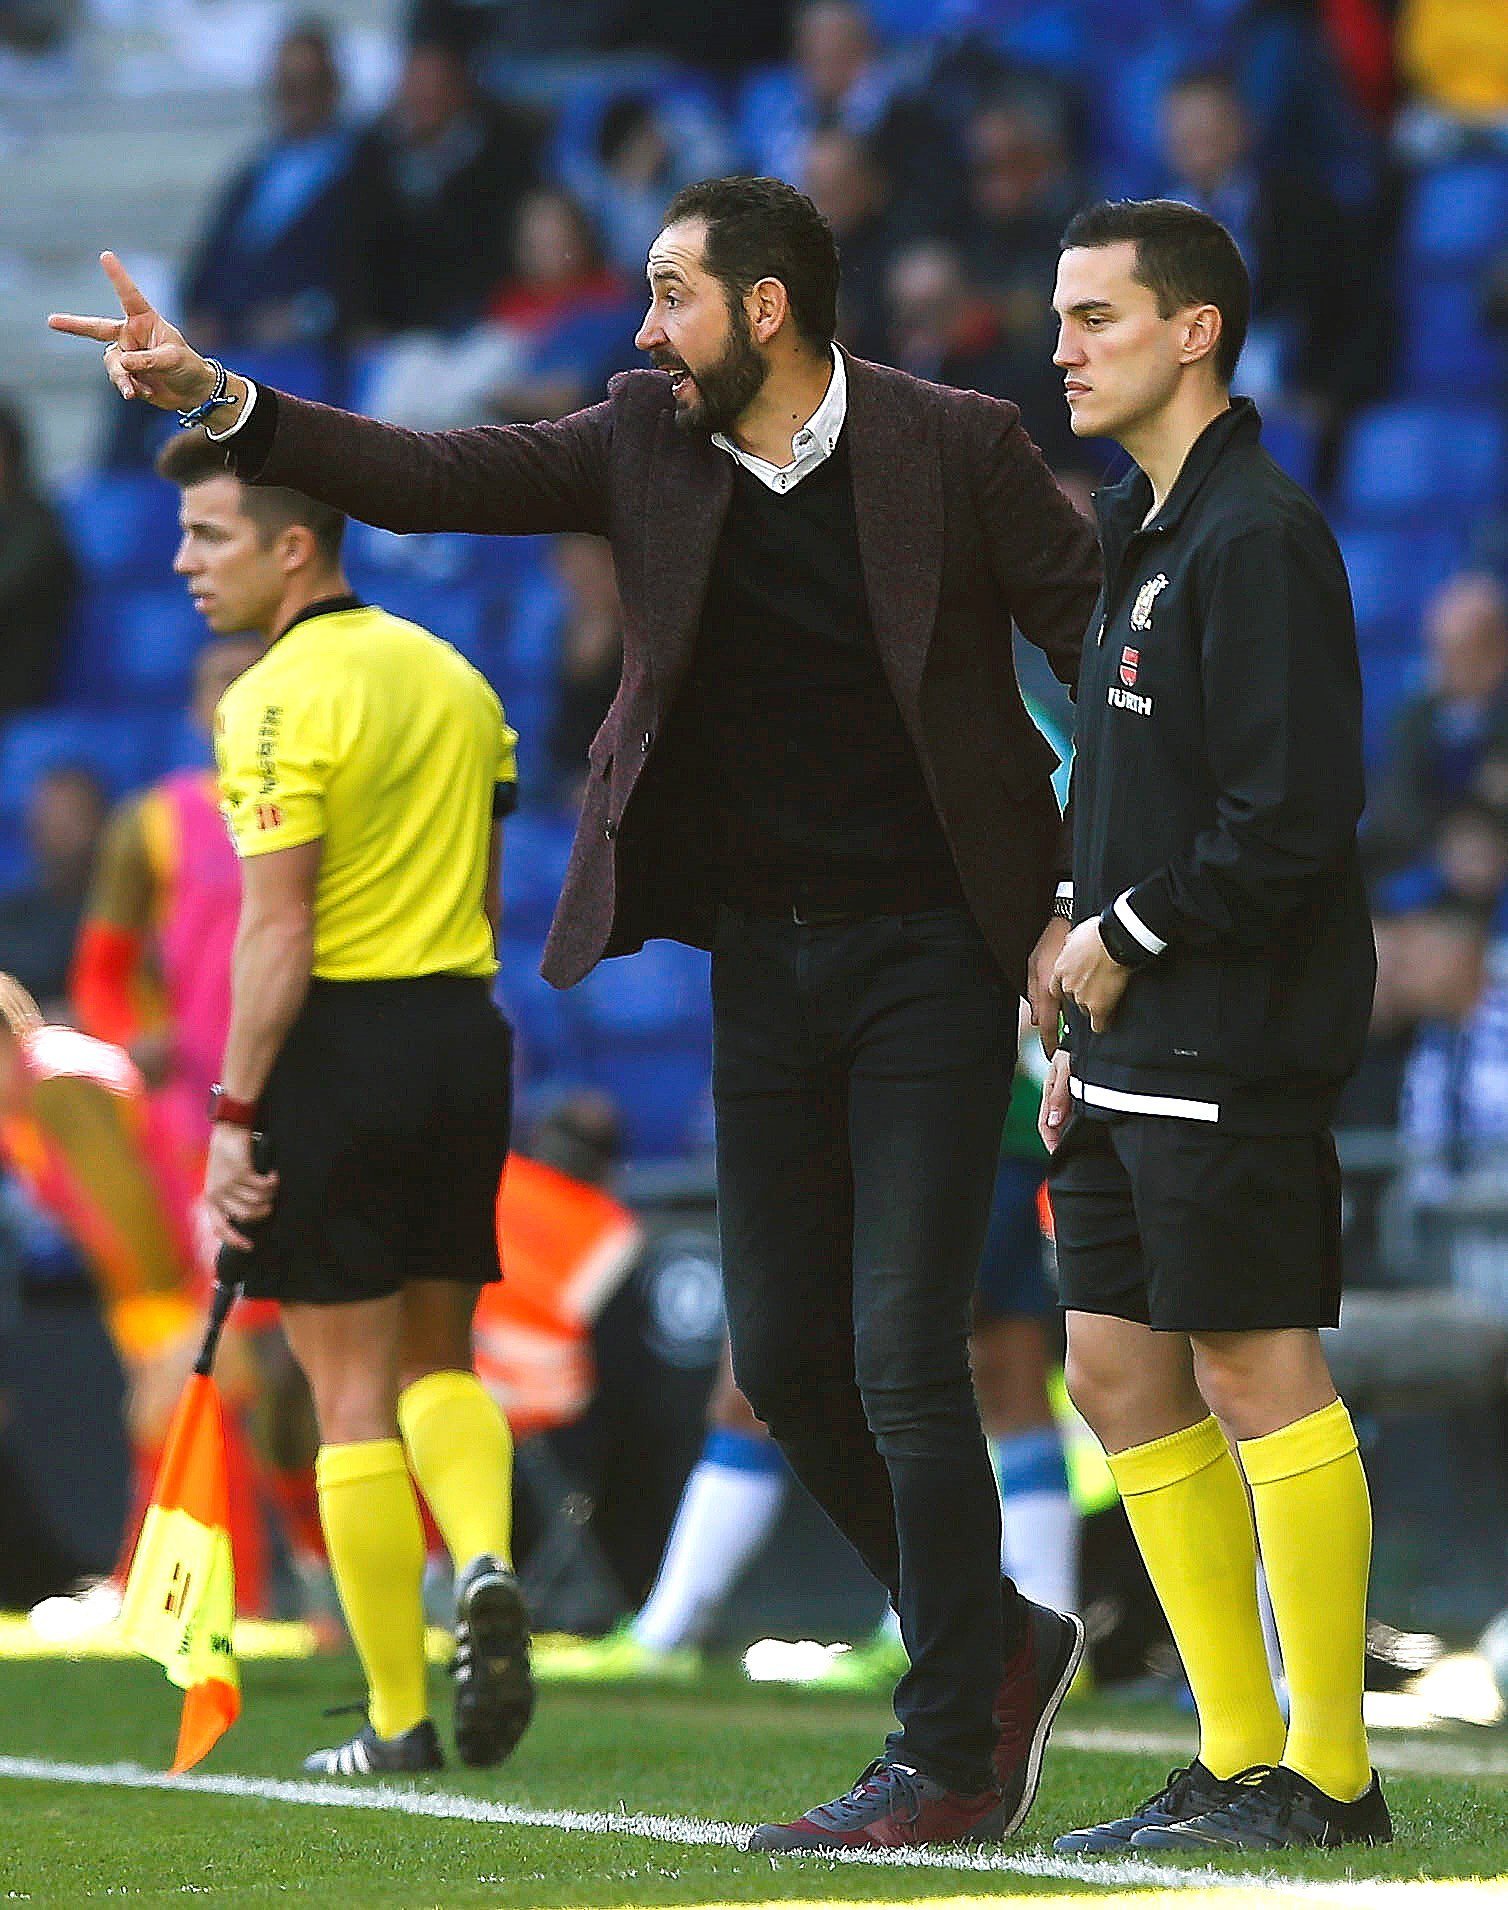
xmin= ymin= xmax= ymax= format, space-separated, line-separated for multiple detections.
xmin=214 ymin=600 xmax=517 ymax=982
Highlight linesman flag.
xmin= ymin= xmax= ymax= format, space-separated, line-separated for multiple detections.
xmin=118 ymin=1279 xmax=241 ymax=1772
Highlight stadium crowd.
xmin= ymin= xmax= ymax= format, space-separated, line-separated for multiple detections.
xmin=2 ymin=0 xmax=1508 ymax=1685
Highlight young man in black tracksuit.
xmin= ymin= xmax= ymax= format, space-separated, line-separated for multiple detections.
xmin=1032 ymin=200 xmax=1392 ymax=1853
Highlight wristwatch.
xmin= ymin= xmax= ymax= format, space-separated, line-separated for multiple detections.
xmin=207 ymin=1084 xmax=259 ymax=1129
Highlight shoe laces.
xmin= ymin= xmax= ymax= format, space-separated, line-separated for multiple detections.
xmin=1211 ymin=1764 xmax=1298 ymax=1829
xmin=824 ymin=1759 xmax=926 ymax=1830
xmin=1140 ymin=1764 xmax=1201 ymax=1816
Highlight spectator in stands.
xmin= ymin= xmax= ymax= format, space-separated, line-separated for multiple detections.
xmin=180 ymin=24 xmax=386 ymax=352
xmin=747 ymin=1 xmax=955 ymax=229
xmin=557 ymin=90 xmax=734 ymax=281
xmin=1154 ymin=68 xmax=1377 ymax=417
xmin=955 ymin=93 xmax=1086 ymax=461
xmin=802 ymin=128 xmax=903 ymax=361
xmin=0 ymin=399 xmax=75 ymax=721
xmin=544 ymin=535 xmax=624 ymax=809
xmin=1367 ymin=574 xmax=1508 ymax=876
xmin=0 ymin=765 xmax=106 ymax=1015
xmin=960 ymin=92 xmax=1078 ymax=316
xmin=365 ymin=38 xmax=541 ymax=334
xmin=364 ymin=185 xmax=637 ymax=428
xmin=484 ymin=187 xmax=639 ymax=420
xmin=884 ymin=238 xmax=1084 ymax=475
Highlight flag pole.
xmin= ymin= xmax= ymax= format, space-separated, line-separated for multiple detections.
xmin=193 ymin=1275 xmax=240 ymax=1378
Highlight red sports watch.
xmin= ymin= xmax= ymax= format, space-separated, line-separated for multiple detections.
xmin=207 ymin=1084 xmax=259 ymax=1129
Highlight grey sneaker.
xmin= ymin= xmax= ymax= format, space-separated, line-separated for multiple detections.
xmin=452 ymin=1554 xmax=535 ymax=1767
xmin=1131 ymin=1764 xmax=1393 ymax=1851
xmin=1054 ymin=1760 xmax=1233 ymax=1854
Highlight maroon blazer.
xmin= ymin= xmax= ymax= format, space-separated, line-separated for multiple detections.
xmin=237 ymin=354 xmax=1102 ymax=989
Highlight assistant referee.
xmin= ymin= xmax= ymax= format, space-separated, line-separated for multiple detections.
xmin=1041 ymin=201 xmax=1388 ymax=1854
xmin=155 ymin=428 xmax=532 ymax=1777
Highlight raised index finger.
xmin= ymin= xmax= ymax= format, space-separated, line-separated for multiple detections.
xmin=100 ymin=250 xmax=151 ymax=318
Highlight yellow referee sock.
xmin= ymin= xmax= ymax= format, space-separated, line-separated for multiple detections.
xmin=398 ymin=1369 xmax=514 ymax=1569
xmin=315 ymin=1439 xmax=429 ymax=1741
xmin=1108 ymin=1415 xmax=1285 ymax=1780
xmin=1240 ymin=1398 xmax=1372 ymax=1803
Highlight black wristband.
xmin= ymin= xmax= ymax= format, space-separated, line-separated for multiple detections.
xmin=1097 ymin=901 xmax=1158 ymax=969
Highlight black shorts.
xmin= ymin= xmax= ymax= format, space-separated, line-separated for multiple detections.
xmin=1048 ymin=1110 xmax=1343 ymax=1333
xmin=220 ymin=976 xmax=512 ymax=1307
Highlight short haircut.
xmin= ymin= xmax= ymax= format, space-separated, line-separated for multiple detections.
xmin=1060 ymin=197 xmax=1251 ymax=386
xmin=156 ymin=428 xmax=346 ymax=563
xmin=661 ymin=175 xmax=839 ymax=348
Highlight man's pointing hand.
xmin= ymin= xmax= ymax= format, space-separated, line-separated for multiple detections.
xmin=49 ymin=252 xmax=227 ymax=415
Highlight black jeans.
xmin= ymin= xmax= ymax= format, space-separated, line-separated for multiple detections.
xmin=711 ymin=903 xmax=1019 ymax=1792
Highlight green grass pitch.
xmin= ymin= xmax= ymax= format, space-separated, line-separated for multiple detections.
xmin=0 ymin=1652 xmax=1505 ymax=1906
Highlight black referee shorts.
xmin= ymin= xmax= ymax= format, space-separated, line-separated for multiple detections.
xmin=1048 ymin=1109 xmax=1343 ymax=1333
xmin=221 ymin=976 xmax=512 ymax=1307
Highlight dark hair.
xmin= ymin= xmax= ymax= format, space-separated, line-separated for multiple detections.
xmin=599 ymin=93 xmax=657 ymax=167
xmin=155 ymin=429 xmax=346 ymax=563
xmin=661 ymin=175 xmax=839 ymax=348
xmin=1060 ymin=197 xmax=1250 ymax=385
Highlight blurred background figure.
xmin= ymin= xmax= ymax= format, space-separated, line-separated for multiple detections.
xmin=0 ymin=766 xmax=104 ymax=1018
xmin=0 ymin=399 xmax=76 ymax=724
xmin=179 ymin=23 xmax=387 ymax=355
xmin=801 ymin=127 xmax=904 ymax=361
xmin=1366 ymin=575 xmax=1508 ymax=878
xmin=542 ymin=535 xmax=624 ymax=811
xmin=365 ymin=37 xmax=542 ymax=336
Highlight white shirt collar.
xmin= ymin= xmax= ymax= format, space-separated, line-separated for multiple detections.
xmin=711 ymin=344 xmax=847 ymax=494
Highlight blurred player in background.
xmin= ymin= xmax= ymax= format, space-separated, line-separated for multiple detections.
xmin=70 ymin=631 xmax=329 ymax=1616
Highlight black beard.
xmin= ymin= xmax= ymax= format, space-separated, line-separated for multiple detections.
xmin=670 ymin=305 xmax=769 ymax=435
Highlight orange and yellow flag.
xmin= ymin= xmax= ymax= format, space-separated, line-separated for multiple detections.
xmin=118 ymin=1370 xmax=241 ymax=1772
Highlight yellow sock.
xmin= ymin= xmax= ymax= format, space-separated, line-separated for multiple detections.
xmin=1240 ymin=1398 xmax=1372 ymax=1802
xmin=315 ymin=1439 xmax=429 ymax=1741
xmin=398 ymin=1369 xmax=514 ymax=1569
xmin=1109 ymin=1415 xmax=1285 ymax=1780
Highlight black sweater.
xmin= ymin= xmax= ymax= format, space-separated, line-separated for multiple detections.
xmin=1067 ymin=400 xmax=1376 ymax=1131
xmin=642 ymin=435 xmax=961 ymax=912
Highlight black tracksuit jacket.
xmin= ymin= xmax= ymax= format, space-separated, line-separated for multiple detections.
xmin=1066 ymin=399 xmax=1377 ymax=1132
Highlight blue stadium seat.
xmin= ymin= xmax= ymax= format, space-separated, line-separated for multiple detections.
xmin=0 ymin=710 xmax=154 ymax=820
xmin=1397 ymin=275 xmax=1505 ymax=399
xmin=1337 ymin=405 xmax=1507 ymax=526
xmin=580 ymin=1041 xmax=712 ymax=1160
xmin=487 ymin=567 xmax=566 ymax=699
xmin=496 ymin=937 xmax=586 ymax=1080
xmin=1360 ymin=637 xmax=1422 ymax=769
xmin=572 ymin=940 xmax=711 ymax=1045
xmin=1334 ymin=522 xmax=1467 ymax=635
xmin=230 ymin=345 xmax=344 ymax=408
xmin=1259 ymin=409 xmax=1320 ymax=493
xmin=499 ymin=686 xmax=554 ymax=808
xmin=1403 ymin=158 xmax=1508 ymax=276
xmin=62 ymin=584 xmax=204 ymax=706
xmin=58 ymin=471 xmax=179 ymax=583
xmin=346 ymin=521 xmax=484 ymax=586
xmin=500 ymin=810 xmax=577 ymax=938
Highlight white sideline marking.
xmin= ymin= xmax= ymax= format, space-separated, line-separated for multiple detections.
xmin=0 ymin=1755 xmax=1494 ymax=1903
